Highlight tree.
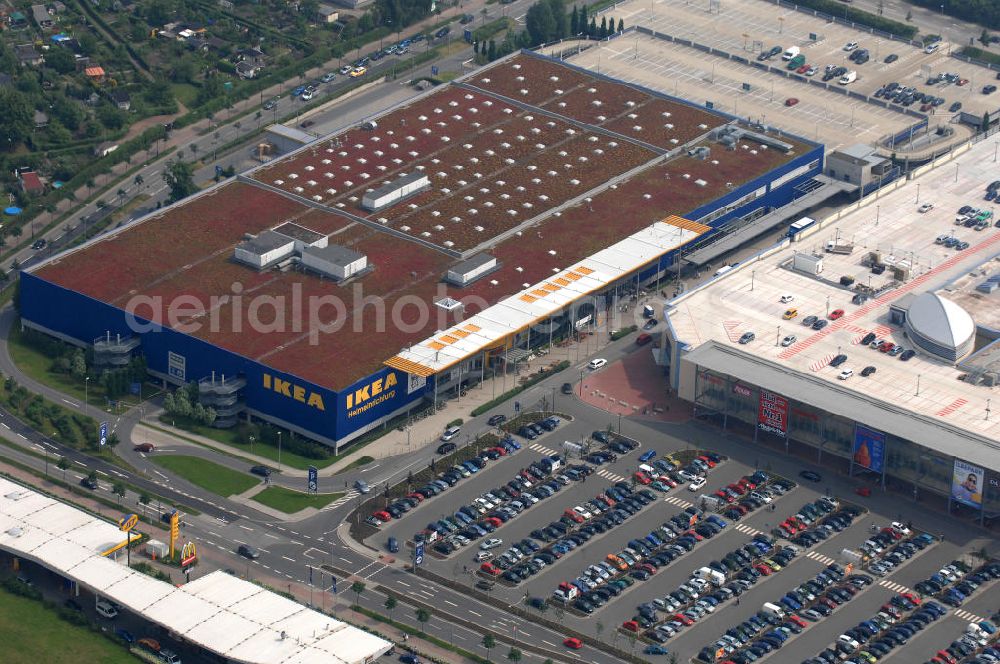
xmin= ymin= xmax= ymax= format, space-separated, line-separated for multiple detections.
xmin=87 ymin=470 xmax=98 ymax=484
xmin=982 ymin=29 xmax=992 ymax=46
xmin=488 ymin=39 xmax=497 ymax=61
xmin=163 ymin=160 xmax=197 ymax=203
xmin=134 ymin=174 xmax=144 ymax=189
xmin=507 ymin=647 xmax=522 ymax=662
xmin=112 ymin=481 xmax=126 ymax=504
xmin=599 ymin=16 xmax=608 ymax=39
xmin=139 ymin=492 xmax=151 ymax=519
xmin=350 ymin=580 xmax=366 ymax=606
xmin=106 ymin=432 xmax=120 ymax=450
xmin=117 ymin=188 xmax=127 ymax=205
xmin=570 ymin=5 xmax=579 ymax=35
xmin=579 ymin=4 xmax=587 ymax=34
xmin=414 ymin=607 xmax=431 ymax=633
xmin=46 ymin=48 xmax=76 ymax=74
xmin=70 ymin=349 xmax=86 ymax=379
xmin=384 ymin=595 xmax=397 ymax=619
xmin=0 ymin=89 xmax=33 ymax=151
xmin=588 ymin=16 xmax=597 ymax=37
xmin=984 ymin=111 xmax=992 ymax=133
xmin=617 ymin=18 xmax=624 ymax=33
xmin=163 ymin=392 xmax=176 ymax=414
xmin=482 ymin=634 xmax=496 ymax=660
xmin=57 ymin=456 xmax=70 ymax=482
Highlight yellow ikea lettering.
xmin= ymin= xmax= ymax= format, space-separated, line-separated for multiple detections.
xmin=262 ymin=373 xmax=326 ymax=411
xmin=346 ymin=372 xmax=398 ymax=410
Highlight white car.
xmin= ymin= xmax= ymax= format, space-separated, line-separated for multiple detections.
xmin=688 ymin=476 xmax=707 ymax=492
xmin=480 ymin=538 xmax=503 ymax=550
xmin=588 ymin=358 xmax=607 ymax=370
xmin=843 ymin=41 xmax=858 ymax=51
xmin=573 ymin=506 xmax=593 ymax=519
xmin=918 ymin=203 xmax=934 ymax=213
xmin=678 ymin=469 xmax=701 ymax=482
xmin=749 ymin=491 xmax=772 ymax=504
xmin=890 ymin=521 xmax=911 ymax=535
xmin=779 ymin=294 xmax=794 ymax=304
xmin=838 ymin=635 xmax=860 ymax=650
xmin=838 ymin=369 xmax=854 ymax=380
xmin=781 ymin=335 xmax=797 ymax=347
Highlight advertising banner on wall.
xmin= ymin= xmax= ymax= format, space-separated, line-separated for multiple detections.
xmin=951 ymin=459 xmax=984 ymax=509
xmin=853 ymin=425 xmax=886 ymax=474
xmin=757 ymin=390 xmax=788 ymax=437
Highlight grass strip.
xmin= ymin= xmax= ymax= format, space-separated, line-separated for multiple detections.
xmin=153 ymin=455 xmax=259 ymax=497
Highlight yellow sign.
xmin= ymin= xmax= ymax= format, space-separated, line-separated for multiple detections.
xmin=169 ymin=513 xmax=179 ymax=559
xmin=262 ymin=372 xmax=326 ymax=410
xmin=180 ymin=541 xmax=197 ymax=567
xmin=118 ymin=513 xmax=139 ymax=533
xmin=346 ymin=372 xmax=397 ymax=417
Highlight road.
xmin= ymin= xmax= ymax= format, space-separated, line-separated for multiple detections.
xmin=844 ymin=0 xmax=990 ymax=48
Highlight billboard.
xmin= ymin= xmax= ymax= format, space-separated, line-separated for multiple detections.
xmin=952 ymin=459 xmax=984 ymax=509
xmin=853 ymin=425 xmax=886 ymax=474
xmin=757 ymin=389 xmax=788 ymax=436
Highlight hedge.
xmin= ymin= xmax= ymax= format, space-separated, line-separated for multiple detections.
xmin=470 ymin=361 xmax=570 ymax=416
xmin=788 ymin=0 xmax=918 ymax=39
xmin=961 ymin=47 xmax=1000 ymax=67
xmin=610 ymin=325 xmax=637 ymax=341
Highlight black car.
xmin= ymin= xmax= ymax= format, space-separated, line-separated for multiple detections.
xmin=643 ymin=319 xmax=658 ymax=330
xmin=238 ymin=544 xmax=261 ymax=559
xmin=861 ymin=332 xmax=877 ymax=345
xmin=802 ymin=315 xmax=818 ymax=326
xmin=829 ymin=354 xmax=848 ymax=367
xmin=487 ymin=414 xmax=506 ymax=426
xmin=561 ymin=382 xmax=574 ymax=395
xmin=900 ymin=349 xmax=916 ymax=361
xmin=250 ymin=465 xmax=272 ymax=477
xmin=884 ymin=53 xmax=898 ymax=63
xmin=79 ymin=476 xmax=99 ymax=490
xmin=812 ymin=319 xmax=828 ymax=330
xmin=861 ymin=365 xmax=877 ymax=377
xmin=592 ymin=430 xmax=611 ymax=444
xmin=436 ymin=442 xmax=457 ymax=455
xmin=799 ymin=470 xmax=822 ymax=482
xmin=435 ymin=26 xmax=451 ymax=38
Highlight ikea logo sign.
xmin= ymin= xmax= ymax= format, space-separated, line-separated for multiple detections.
xmin=346 ymin=372 xmax=398 ymax=418
xmin=262 ymin=373 xmax=326 ymax=411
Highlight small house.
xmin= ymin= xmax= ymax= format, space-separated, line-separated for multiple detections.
xmin=85 ymin=66 xmax=107 ymax=82
xmin=109 ymin=89 xmax=131 ymax=111
xmin=33 ymin=110 xmax=49 ymax=129
xmin=19 ymin=171 xmax=45 ymax=196
xmin=31 ymin=4 xmax=52 ymax=29
xmin=9 ymin=11 xmax=29 ymax=30
xmin=317 ymin=4 xmax=339 ymax=23
xmin=14 ymin=44 xmax=43 ymax=66
xmin=235 ymin=61 xmax=260 ymax=79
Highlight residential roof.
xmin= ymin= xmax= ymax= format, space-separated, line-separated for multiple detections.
xmin=0 ymin=477 xmax=391 ymax=664
xmin=684 ymin=341 xmax=1000 ymax=471
xmin=20 ymin=171 xmax=44 ymax=193
xmin=85 ymin=66 xmax=106 ymax=77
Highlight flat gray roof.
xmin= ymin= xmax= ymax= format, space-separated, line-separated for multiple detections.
xmin=265 ymin=124 xmax=316 ymax=145
xmin=366 ymin=171 xmax=426 ymax=199
xmin=450 ymin=252 xmax=496 ymax=274
xmin=301 ymin=243 xmax=364 ymax=266
xmin=684 ymin=341 xmax=1000 ymax=472
xmin=238 ymin=230 xmax=293 ymax=255
xmin=273 ymin=221 xmax=324 ymax=244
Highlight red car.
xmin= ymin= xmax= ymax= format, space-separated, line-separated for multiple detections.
xmin=829 ymin=309 xmax=845 ymax=320
xmin=856 ymin=486 xmax=872 ymax=497
xmin=936 ymin=651 xmax=958 ymax=664
xmin=484 ymin=517 xmax=502 ymax=528
xmin=697 ymin=455 xmax=716 ymax=468
xmin=481 ymin=563 xmax=500 ymax=576
xmin=796 ymin=64 xmax=810 ymax=74
xmin=673 ymin=613 xmax=694 ymax=626
xmin=406 ymin=492 xmax=425 ymax=503
xmin=737 ymin=478 xmax=756 ymax=491
xmin=633 ymin=472 xmax=652 ymax=485
xmin=727 ymin=483 xmax=748 ymax=496
xmin=622 ymin=620 xmax=639 ymax=632
xmin=879 ymin=341 xmax=895 ymax=353
xmin=373 ymin=510 xmax=392 ymax=522
xmin=754 ymin=564 xmax=772 ymax=576
xmin=134 ymin=443 xmax=155 ymax=453
xmin=789 ymin=615 xmax=808 ymax=628
xmin=563 ymin=637 xmax=583 ymax=649
xmin=563 ymin=510 xmax=585 ymax=524
xmin=785 ymin=97 xmax=799 ymax=107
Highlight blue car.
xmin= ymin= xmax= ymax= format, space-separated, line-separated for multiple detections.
xmin=644 ymin=644 xmax=670 ymax=655
xmin=115 ymin=628 xmax=135 ymax=644
xmin=707 ymin=515 xmax=728 ymax=528
xmin=291 ymin=85 xmax=306 ymax=97
xmin=639 ymin=449 xmax=656 ymax=462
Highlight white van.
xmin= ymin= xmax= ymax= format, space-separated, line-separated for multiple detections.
xmin=782 ymin=46 xmax=800 ymax=61
xmin=95 ymin=600 xmax=119 ymax=619
xmin=839 ymin=70 xmax=857 ymax=85
xmin=762 ymin=602 xmax=785 ymax=618
xmin=714 ymin=265 xmax=734 ymax=277
xmin=440 ymin=425 xmax=461 ymax=441
xmin=694 ymin=566 xmax=726 ymax=586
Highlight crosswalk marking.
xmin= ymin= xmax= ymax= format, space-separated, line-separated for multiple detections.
xmin=877 ymin=579 xmax=912 ymax=594
xmin=955 ymin=609 xmax=985 ymax=623
xmin=323 ymin=489 xmax=359 ymax=511
xmin=734 ymin=523 xmax=761 ymax=535
xmin=804 ymin=550 xmax=835 ymax=565
xmin=529 ymin=443 xmax=557 ymax=456
xmin=596 ymin=468 xmax=626 ymax=483
xmin=664 ymin=496 xmax=693 ymax=508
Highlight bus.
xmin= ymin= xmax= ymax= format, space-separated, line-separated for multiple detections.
xmin=788 ymin=216 xmax=817 ymax=237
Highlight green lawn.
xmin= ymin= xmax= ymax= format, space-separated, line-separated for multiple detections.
xmin=0 ymin=585 xmax=137 ymax=664
xmin=251 ymin=486 xmax=345 ymax=513
xmin=154 ymin=455 xmax=259 ymax=497
xmin=6 ymin=325 xmax=95 ymax=407
xmin=155 ymin=418 xmax=339 ymax=471
xmin=170 ymin=83 xmax=199 ymax=106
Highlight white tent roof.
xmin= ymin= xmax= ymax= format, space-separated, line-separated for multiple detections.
xmin=386 ymin=215 xmax=708 ymax=376
xmin=0 ymin=478 xmax=391 ymax=664
xmin=908 ymin=292 xmax=975 ymax=349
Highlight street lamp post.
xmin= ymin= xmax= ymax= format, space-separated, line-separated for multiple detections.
xmin=277 ymin=431 xmax=282 ymax=471
xmin=84 ymin=376 xmax=90 ymax=416
xmin=751 ymin=270 xmax=755 ymax=291
xmin=915 ymin=183 xmax=920 ymax=203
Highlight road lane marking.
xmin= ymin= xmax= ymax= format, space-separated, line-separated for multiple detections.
xmin=396 ymin=581 xmax=410 ymax=587
xmin=468 ymin=610 xmax=481 ymax=617
xmin=282 ymin=556 xmax=296 ymax=562
xmin=74 ymin=460 xmax=87 ymax=467
xmin=264 ymin=533 xmax=280 ymax=540
xmin=239 ymin=524 xmax=253 ymax=531
xmin=444 ymin=600 xmax=457 ymax=607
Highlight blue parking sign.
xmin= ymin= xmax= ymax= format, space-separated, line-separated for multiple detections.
xmin=431 ymin=65 xmax=439 ymax=75
xmin=414 ymin=543 xmax=424 ymax=566
xmin=99 ymin=421 xmax=108 ymax=447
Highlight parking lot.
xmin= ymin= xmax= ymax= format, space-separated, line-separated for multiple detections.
xmin=364 ymin=393 xmax=999 ymax=660
xmin=570 ymin=0 xmax=1000 ymax=146
xmin=562 ymin=34 xmax=912 ymax=150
